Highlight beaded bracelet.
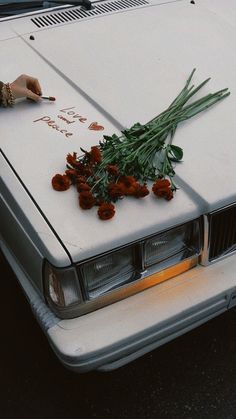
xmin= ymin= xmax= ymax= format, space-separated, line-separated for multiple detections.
xmin=5 ymin=83 xmax=15 ymax=107
xmin=0 ymin=81 xmax=3 ymax=106
xmin=1 ymin=84 xmax=8 ymax=107
xmin=1 ymin=83 xmax=15 ymax=107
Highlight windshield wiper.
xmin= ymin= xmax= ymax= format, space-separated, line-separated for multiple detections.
xmin=0 ymin=0 xmax=92 ymax=15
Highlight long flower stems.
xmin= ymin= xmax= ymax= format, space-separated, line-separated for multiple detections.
xmin=132 ymin=89 xmax=229 ymax=147
xmin=99 ymin=70 xmax=229 ymax=178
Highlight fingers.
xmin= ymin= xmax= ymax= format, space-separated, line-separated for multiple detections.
xmin=26 ymin=76 xmax=42 ymax=96
xmin=26 ymin=88 xmax=42 ymax=102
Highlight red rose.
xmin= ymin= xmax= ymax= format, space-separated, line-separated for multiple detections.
xmin=66 ymin=152 xmax=78 ymax=166
xmin=152 ymin=179 xmax=174 ymax=201
xmin=65 ymin=169 xmax=78 ymax=181
xmin=98 ymin=203 xmax=115 ymax=220
xmin=125 ymin=184 xmax=138 ymax=196
xmin=165 ymin=189 xmax=174 ymax=201
xmin=90 ymin=146 xmax=102 ymax=164
xmin=51 ymin=174 xmax=71 ymax=191
xmin=77 ymin=183 xmax=91 ymax=193
xmin=76 ymin=176 xmax=87 ymax=184
xmin=82 ymin=166 xmax=93 ymax=177
xmin=107 ymin=182 xmax=126 ymax=199
xmin=119 ymin=176 xmax=138 ymax=196
xmin=79 ymin=191 xmax=96 ymax=209
xmin=66 ymin=153 xmax=85 ymax=173
xmin=133 ymin=183 xmax=149 ymax=198
xmin=153 ymin=179 xmax=171 ymax=189
xmin=106 ymin=164 xmax=119 ymax=176
xmin=119 ymin=175 xmax=137 ymax=187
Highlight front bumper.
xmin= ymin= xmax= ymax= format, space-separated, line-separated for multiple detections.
xmin=46 ymin=256 xmax=236 ymax=372
xmin=2 ymin=236 xmax=235 ymax=372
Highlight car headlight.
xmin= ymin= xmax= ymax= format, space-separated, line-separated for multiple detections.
xmin=79 ymin=246 xmax=137 ymax=300
xmin=44 ymin=219 xmax=201 ymax=318
xmin=77 ymin=219 xmax=201 ymax=301
xmin=143 ymin=220 xmax=200 ymax=273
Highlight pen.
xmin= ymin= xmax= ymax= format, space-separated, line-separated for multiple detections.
xmin=41 ymin=96 xmax=56 ymax=101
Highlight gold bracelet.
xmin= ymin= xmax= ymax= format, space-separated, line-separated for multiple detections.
xmin=1 ymin=84 xmax=8 ymax=107
xmin=1 ymin=83 xmax=14 ymax=107
xmin=5 ymin=83 xmax=15 ymax=107
xmin=1 ymin=84 xmax=6 ymax=107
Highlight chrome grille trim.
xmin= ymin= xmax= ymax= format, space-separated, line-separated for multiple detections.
xmin=209 ymin=204 xmax=236 ymax=261
xmin=201 ymin=214 xmax=210 ymax=266
xmin=202 ymin=204 xmax=236 ymax=265
xmin=31 ymin=0 xmax=149 ymax=29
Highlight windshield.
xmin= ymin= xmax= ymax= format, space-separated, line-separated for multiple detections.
xmin=0 ymin=0 xmax=92 ymax=17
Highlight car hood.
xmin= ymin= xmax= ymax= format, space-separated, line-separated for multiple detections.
xmin=1 ymin=0 xmax=236 ymax=263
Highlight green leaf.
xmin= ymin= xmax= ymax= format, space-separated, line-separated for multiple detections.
xmin=130 ymin=122 xmax=143 ymax=130
xmin=168 ymin=145 xmax=183 ymax=161
xmin=103 ymin=135 xmax=113 ymax=142
xmin=121 ymin=130 xmax=133 ymax=139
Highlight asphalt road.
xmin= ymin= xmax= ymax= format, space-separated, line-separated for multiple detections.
xmin=1 ymin=250 xmax=236 ymax=419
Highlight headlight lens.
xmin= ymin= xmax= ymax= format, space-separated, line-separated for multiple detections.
xmin=44 ymin=219 xmax=201 ymax=318
xmin=144 ymin=220 xmax=201 ymax=271
xmin=79 ymin=247 xmax=136 ymax=299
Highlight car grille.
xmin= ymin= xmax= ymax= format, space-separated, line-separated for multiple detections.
xmin=208 ymin=204 xmax=236 ymax=261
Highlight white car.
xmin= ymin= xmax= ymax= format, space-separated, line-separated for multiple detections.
xmin=1 ymin=0 xmax=236 ymax=372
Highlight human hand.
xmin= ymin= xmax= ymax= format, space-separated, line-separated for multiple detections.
xmin=10 ymin=74 xmax=42 ymax=102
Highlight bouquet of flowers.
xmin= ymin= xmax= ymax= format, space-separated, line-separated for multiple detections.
xmin=52 ymin=69 xmax=229 ymax=220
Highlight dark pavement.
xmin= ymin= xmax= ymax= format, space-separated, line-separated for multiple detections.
xmin=1 ymin=250 xmax=236 ymax=419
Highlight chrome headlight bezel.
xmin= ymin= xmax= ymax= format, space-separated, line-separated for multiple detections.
xmin=44 ymin=218 xmax=202 ymax=319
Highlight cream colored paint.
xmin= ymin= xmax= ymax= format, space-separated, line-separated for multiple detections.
xmin=48 ymin=255 xmax=236 ymax=360
xmin=1 ymin=0 xmax=235 ymax=262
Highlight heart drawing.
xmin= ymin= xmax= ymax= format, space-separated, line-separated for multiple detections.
xmin=88 ymin=122 xmax=104 ymax=131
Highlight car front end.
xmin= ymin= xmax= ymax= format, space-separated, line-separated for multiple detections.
xmin=1 ymin=0 xmax=236 ymax=372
